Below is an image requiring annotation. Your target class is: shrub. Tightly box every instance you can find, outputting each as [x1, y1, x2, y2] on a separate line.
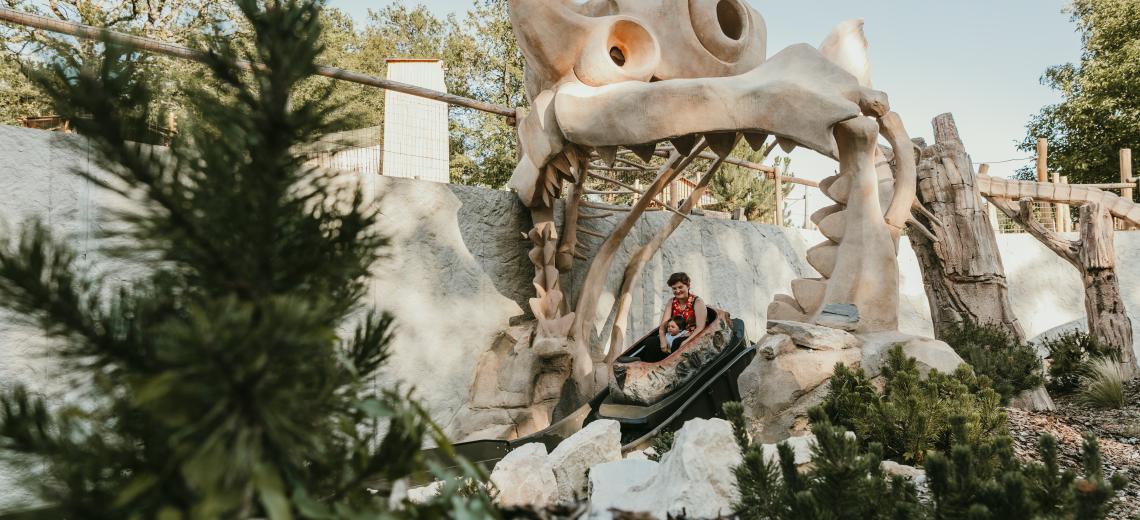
[942, 321, 1043, 403]
[726, 404, 1127, 519]
[1040, 330, 1114, 395]
[731, 406, 922, 520]
[925, 418, 1127, 518]
[823, 345, 1007, 465]
[1079, 357, 1127, 409]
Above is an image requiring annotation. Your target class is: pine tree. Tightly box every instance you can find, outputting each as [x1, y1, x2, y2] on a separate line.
[0, 1, 491, 517]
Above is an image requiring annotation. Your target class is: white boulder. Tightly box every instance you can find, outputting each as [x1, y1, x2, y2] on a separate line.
[489, 442, 557, 507]
[860, 331, 964, 377]
[589, 418, 741, 518]
[880, 460, 927, 485]
[547, 419, 622, 503]
[760, 434, 818, 466]
[587, 459, 659, 519]
[767, 320, 862, 351]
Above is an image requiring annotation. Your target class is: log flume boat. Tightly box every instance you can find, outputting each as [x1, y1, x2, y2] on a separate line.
[418, 308, 752, 479]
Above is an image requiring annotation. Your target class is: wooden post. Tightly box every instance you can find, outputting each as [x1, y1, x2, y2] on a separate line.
[1053, 171, 1065, 232]
[1061, 176, 1072, 232]
[1079, 203, 1136, 379]
[1036, 138, 1048, 183]
[774, 165, 784, 226]
[1122, 148, 1133, 202]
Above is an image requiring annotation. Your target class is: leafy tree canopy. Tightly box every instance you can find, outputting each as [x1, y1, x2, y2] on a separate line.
[1018, 0, 1140, 186]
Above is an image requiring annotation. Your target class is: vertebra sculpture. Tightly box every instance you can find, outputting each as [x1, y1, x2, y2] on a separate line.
[498, 0, 920, 426]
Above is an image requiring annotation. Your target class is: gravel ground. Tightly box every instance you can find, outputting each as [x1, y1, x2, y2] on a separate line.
[1006, 380, 1140, 520]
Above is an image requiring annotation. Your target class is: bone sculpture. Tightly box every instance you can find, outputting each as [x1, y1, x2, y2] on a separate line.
[507, 0, 918, 399]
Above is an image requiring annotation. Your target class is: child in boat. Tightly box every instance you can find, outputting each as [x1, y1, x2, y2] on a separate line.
[663, 316, 689, 352]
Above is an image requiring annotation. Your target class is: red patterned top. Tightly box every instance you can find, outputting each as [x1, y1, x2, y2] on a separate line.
[671, 294, 700, 331]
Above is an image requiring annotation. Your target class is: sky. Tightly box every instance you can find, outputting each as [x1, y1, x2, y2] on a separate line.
[326, 0, 1083, 224]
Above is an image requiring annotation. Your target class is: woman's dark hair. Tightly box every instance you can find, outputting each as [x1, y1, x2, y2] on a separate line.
[669, 316, 687, 330]
[667, 272, 690, 287]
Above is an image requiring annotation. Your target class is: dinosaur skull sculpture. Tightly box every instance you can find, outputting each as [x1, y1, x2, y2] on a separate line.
[509, 0, 917, 354]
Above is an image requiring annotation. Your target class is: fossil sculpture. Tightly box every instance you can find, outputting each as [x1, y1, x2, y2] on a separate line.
[500, 0, 920, 418]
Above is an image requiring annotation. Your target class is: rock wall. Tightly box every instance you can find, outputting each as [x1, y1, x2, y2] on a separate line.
[4, 124, 1140, 506]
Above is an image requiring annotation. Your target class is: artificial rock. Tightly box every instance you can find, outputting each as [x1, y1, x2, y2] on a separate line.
[586, 459, 659, 519]
[586, 418, 741, 519]
[739, 328, 965, 443]
[489, 442, 558, 507]
[767, 320, 862, 351]
[547, 419, 622, 503]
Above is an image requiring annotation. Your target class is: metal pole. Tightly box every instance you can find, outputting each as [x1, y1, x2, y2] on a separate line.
[0, 7, 516, 119]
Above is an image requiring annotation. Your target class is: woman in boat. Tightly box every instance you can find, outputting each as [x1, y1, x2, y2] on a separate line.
[657, 272, 707, 353]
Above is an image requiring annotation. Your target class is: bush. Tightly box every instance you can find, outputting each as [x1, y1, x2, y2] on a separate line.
[1079, 357, 1127, 409]
[823, 345, 1007, 465]
[942, 321, 1043, 403]
[1040, 330, 1114, 395]
[926, 418, 1127, 519]
[726, 404, 1127, 519]
[732, 407, 923, 520]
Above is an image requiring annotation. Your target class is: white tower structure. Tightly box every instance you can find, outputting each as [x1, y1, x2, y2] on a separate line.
[382, 59, 449, 183]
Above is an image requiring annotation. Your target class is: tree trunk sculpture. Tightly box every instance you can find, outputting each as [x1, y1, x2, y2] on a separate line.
[990, 198, 1136, 379]
[910, 113, 1026, 341]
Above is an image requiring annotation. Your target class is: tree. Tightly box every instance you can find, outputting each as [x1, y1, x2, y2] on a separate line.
[446, 0, 527, 188]
[706, 141, 794, 223]
[1018, 0, 1140, 187]
[0, 53, 52, 125]
[0, 1, 490, 516]
[0, 0, 242, 126]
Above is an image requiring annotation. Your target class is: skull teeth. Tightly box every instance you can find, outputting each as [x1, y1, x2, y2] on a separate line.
[743, 131, 769, 151]
[627, 143, 658, 163]
[704, 132, 740, 159]
[777, 137, 798, 153]
[669, 135, 698, 156]
[594, 146, 618, 167]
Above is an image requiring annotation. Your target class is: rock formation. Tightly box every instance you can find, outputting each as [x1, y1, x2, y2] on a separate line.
[739, 321, 965, 443]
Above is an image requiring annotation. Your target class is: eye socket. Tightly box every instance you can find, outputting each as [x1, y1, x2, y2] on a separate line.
[574, 18, 660, 86]
[609, 46, 626, 66]
[688, 0, 754, 63]
[716, 0, 743, 40]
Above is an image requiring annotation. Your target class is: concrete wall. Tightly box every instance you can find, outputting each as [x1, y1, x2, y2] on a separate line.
[4, 124, 1140, 506]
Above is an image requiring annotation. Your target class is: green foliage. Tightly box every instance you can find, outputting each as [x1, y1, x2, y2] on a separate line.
[0, 53, 53, 125]
[925, 418, 1127, 519]
[1018, 0, 1140, 186]
[728, 403, 1127, 519]
[706, 141, 795, 223]
[1078, 357, 1127, 409]
[1041, 330, 1114, 395]
[0, 1, 492, 517]
[0, 0, 241, 127]
[822, 346, 1007, 465]
[648, 427, 676, 462]
[3, 0, 526, 189]
[733, 407, 923, 520]
[942, 321, 1043, 404]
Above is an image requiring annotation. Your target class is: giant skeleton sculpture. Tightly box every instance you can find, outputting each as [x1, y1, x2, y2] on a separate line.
[452, 0, 923, 441]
